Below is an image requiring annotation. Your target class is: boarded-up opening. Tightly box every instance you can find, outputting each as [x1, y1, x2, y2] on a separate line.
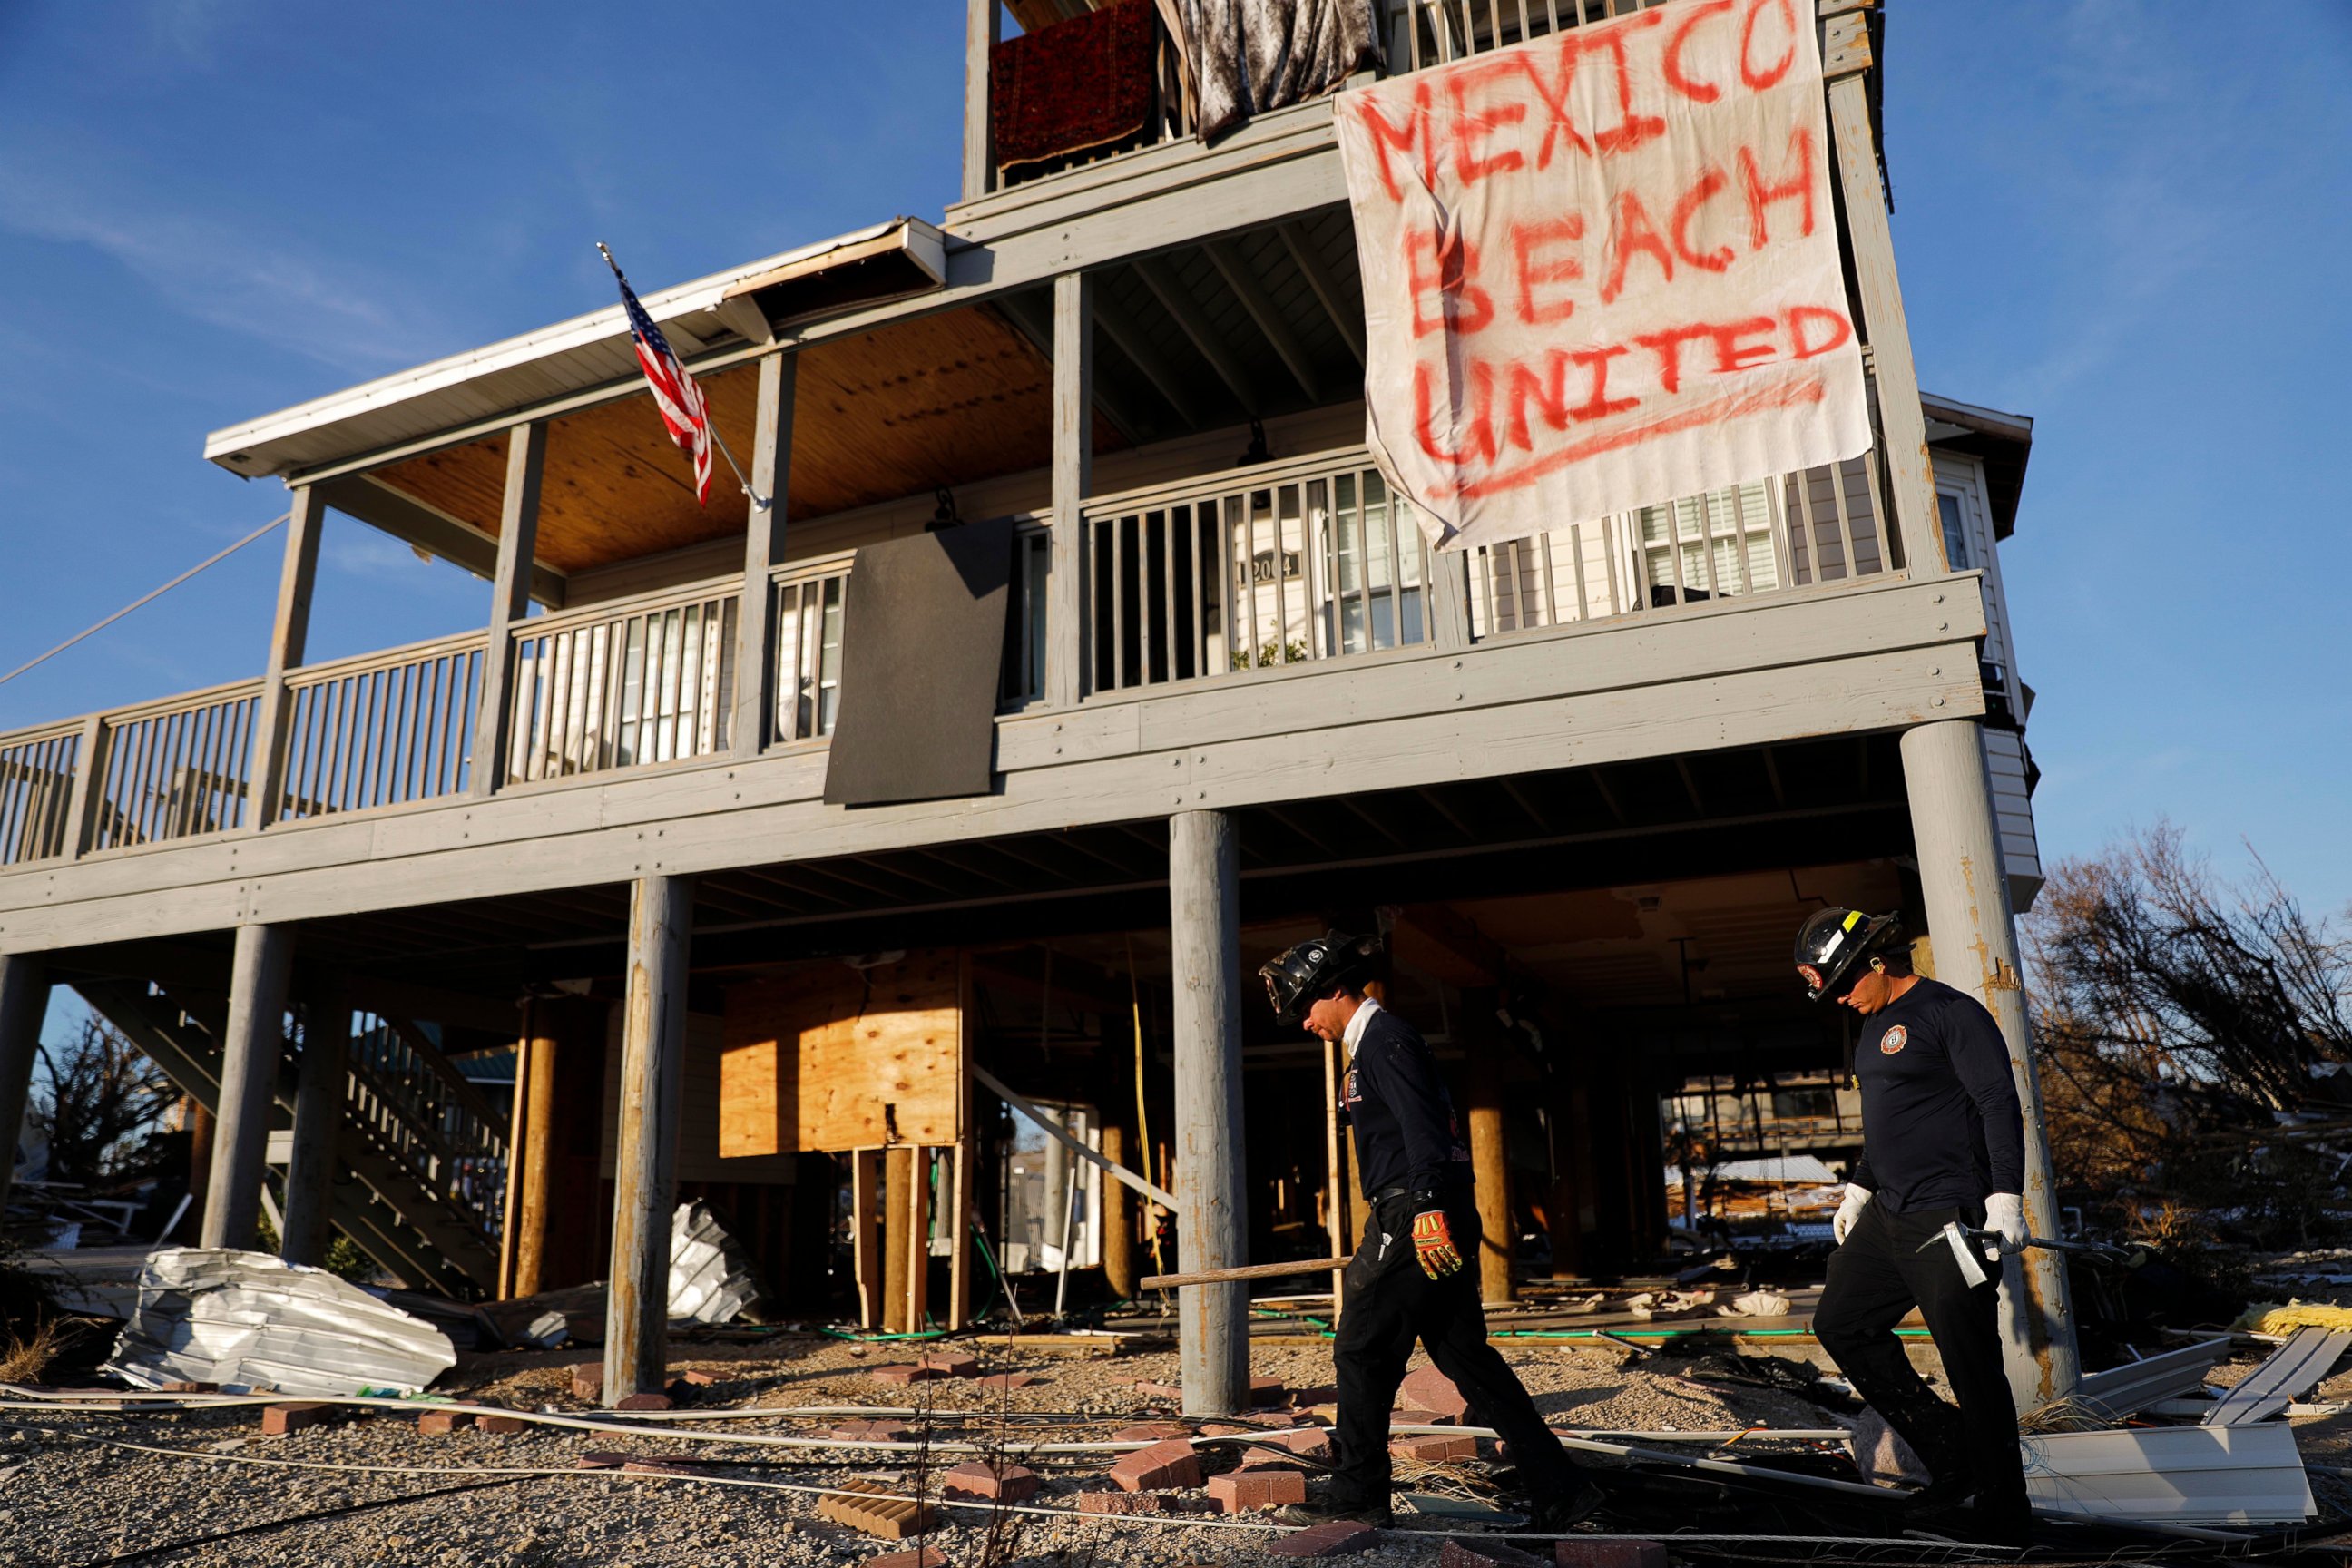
[718, 951, 966, 1155]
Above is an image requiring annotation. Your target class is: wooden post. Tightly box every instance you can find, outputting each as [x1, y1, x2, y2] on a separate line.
[183, 1100, 214, 1241]
[852, 1148, 886, 1329]
[59, 712, 106, 859]
[0, 956, 52, 1219]
[201, 924, 295, 1250]
[732, 353, 795, 758]
[1823, 32, 1945, 576]
[1464, 995, 1514, 1305]
[1322, 1036, 1348, 1314]
[497, 1026, 532, 1298]
[882, 1144, 914, 1334]
[252, 486, 327, 827]
[963, 0, 999, 202]
[1048, 272, 1093, 709]
[1170, 808, 1246, 1416]
[279, 974, 348, 1267]
[505, 1002, 564, 1298]
[1428, 550, 1473, 650]
[1901, 718, 2078, 1404]
[605, 873, 691, 1397]
[908, 1149, 934, 1332]
[1102, 1123, 1137, 1298]
[470, 421, 547, 798]
[946, 1135, 975, 1328]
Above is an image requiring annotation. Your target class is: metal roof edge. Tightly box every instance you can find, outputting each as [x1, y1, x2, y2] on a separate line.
[201, 218, 915, 474]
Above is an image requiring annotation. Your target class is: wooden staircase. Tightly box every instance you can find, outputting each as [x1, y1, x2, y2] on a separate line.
[78, 979, 507, 1298]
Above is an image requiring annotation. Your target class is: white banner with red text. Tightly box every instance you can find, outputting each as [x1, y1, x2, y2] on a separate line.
[1335, 0, 1870, 551]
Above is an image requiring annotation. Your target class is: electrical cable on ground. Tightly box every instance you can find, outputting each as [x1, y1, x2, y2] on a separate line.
[62, 1475, 532, 1568]
[0, 511, 289, 691]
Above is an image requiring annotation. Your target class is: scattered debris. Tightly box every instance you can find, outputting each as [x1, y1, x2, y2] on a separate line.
[2201, 1327, 2352, 1425]
[101, 1248, 456, 1396]
[668, 1202, 762, 1326]
[2070, 1336, 2235, 1418]
[817, 1476, 936, 1540]
[2022, 1422, 2316, 1525]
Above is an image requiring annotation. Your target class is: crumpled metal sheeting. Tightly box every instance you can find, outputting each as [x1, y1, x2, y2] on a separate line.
[667, 1202, 761, 1326]
[103, 1248, 456, 1396]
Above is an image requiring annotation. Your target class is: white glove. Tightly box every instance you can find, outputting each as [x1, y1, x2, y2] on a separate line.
[1984, 1193, 2029, 1256]
[1833, 1184, 1873, 1245]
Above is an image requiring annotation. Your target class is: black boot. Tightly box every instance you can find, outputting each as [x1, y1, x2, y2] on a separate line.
[1275, 1494, 1395, 1531]
[1527, 1475, 1608, 1533]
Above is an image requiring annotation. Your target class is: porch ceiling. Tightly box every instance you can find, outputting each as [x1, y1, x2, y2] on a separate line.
[357, 302, 1124, 576]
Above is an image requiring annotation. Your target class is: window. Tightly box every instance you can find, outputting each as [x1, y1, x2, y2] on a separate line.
[1937, 492, 1973, 570]
[1637, 479, 1779, 604]
[1322, 470, 1426, 656]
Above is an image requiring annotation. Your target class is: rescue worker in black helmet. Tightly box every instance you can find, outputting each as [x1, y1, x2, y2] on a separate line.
[1259, 931, 1603, 1533]
[1796, 907, 2034, 1544]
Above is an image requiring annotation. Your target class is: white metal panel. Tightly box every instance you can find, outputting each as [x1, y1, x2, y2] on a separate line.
[2022, 1424, 2314, 1525]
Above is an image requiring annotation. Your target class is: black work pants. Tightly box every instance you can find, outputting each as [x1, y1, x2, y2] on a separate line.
[1330, 1191, 1586, 1510]
[1813, 1199, 2025, 1514]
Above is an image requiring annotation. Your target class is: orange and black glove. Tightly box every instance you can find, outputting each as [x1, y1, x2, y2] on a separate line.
[1411, 1209, 1464, 1279]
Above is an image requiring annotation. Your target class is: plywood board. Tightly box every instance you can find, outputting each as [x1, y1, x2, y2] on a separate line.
[720, 951, 965, 1154]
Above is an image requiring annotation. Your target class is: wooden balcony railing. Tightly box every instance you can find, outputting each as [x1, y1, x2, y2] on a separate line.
[0, 446, 1901, 870]
[0, 723, 80, 867]
[279, 632, 485, 819]
[1083, 455, 1438, 694]
[507, 583, 739, 784]
[1387, 0, 1642, 74]
[87, 681, 265, 851]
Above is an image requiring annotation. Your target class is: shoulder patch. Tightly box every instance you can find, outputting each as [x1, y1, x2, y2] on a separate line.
[1879, 1024, 1908, 1055]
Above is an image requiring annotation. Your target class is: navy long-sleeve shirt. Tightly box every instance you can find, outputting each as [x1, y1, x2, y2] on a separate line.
[1847, 977, 2025, 1212]
[1340, 1001, 1474, 1199]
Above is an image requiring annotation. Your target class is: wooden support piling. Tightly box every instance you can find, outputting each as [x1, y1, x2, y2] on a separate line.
[1902, 718, 2078, 1404]
[279, 974, 347, 1267]
[1465, 989, 1514, 1306]
[946, 1135, 975, 1329]
[202, 925, 295, 1250]
[852, 1148, 886, 1329]
[1170, 808, 1246, 1415]
[0, 956, 51, 1219]
[1102, 1123, 1137, 1299]
[504, 1002, 557, 1298]
[605, 873, 691, 1397]
[1323, 1034, 1348, 1314]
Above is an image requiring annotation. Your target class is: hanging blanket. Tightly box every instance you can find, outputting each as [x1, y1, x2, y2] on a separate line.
[991, 0, 1158, 178]
[1179, 0, 1381, 144]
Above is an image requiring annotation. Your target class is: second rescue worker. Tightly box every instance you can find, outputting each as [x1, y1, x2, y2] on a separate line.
[1259, 931, 1602, 1533]
[1796, 906, 2034, 1544]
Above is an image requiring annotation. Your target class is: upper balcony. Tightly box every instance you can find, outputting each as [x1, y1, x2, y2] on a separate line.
[952, 0, 1879, 247]
[0, 419, 1984, 931]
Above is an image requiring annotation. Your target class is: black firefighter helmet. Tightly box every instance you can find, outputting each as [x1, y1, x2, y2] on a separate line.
[1794, 906, 1902, 1003]
[1259, 930, 1384, 1024]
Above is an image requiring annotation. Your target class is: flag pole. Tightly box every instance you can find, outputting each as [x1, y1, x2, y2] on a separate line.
[597, 240, 770, 513]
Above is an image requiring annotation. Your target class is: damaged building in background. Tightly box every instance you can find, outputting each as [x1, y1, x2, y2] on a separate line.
[0, 0, 2072, 1428]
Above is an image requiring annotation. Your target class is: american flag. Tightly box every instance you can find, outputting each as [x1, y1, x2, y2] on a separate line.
[603, 247, 714, 505]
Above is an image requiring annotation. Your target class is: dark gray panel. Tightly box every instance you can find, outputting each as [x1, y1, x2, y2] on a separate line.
[822, 517, 1014, 807]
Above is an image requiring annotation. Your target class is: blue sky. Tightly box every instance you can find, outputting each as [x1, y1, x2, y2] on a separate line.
[1, 1, 2347, 916]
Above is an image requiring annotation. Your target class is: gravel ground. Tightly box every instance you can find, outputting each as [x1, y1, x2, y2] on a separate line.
[2, 1334, 1857, 1568]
